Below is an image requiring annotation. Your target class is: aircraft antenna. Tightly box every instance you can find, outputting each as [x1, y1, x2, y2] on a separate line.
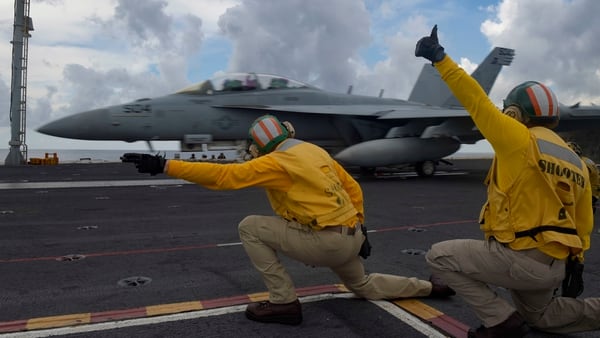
[5, 0, 33, 165]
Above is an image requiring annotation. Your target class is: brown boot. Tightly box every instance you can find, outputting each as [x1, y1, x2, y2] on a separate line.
[468, 312, 530, 338]
[428, 275, 456, 298]
[245, 299, 302, 325]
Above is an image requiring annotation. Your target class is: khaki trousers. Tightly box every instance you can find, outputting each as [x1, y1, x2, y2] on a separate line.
[238, 215, 431, 304]
[426, 238, 600, 334]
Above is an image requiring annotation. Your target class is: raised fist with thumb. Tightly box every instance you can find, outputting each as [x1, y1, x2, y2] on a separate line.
[415, 25, 446, 64]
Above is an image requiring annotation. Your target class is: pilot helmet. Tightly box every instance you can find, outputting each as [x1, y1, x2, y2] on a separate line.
[567, 141, 583, 156]
[503, 81, 559, 128]
[249, 115, 289, 154]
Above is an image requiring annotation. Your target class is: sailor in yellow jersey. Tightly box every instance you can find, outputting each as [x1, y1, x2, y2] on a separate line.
[567, 141, 600, 214]
[131, 114, 454, 326]
[416, 26, 598, 337]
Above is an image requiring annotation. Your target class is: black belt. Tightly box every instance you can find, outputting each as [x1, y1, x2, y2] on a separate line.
[515, 225, 577, 240]
[322, 225, 356, 236]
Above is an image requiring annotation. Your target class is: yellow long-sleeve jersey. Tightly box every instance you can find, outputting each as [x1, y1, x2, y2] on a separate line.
[165, 138, 364, 230]
[435, 56, 593, 259]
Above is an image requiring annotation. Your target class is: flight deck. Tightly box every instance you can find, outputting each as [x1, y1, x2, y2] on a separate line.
[1, 160, 598, 337]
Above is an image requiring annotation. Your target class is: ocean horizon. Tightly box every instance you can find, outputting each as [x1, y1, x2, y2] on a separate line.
[0, 147, 493, 165]
[0, 148, 242, 165]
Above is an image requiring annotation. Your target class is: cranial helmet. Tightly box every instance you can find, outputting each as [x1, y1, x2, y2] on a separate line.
[503, 81, 559, 126]
[567, 141, 583, 156]
[249, 115, 289, 154]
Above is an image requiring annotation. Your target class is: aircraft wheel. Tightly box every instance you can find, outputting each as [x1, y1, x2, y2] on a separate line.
[416, 160, 436, 177]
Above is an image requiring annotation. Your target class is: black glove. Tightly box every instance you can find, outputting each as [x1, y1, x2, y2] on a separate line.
[562, 256, 584, 298]
[415, 25, 446, 64]
[133, 153, 166, 176]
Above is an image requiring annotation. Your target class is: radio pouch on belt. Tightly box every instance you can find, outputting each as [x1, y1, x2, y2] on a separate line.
[358, 224, 372, 259]
[562, 255, 584, 298]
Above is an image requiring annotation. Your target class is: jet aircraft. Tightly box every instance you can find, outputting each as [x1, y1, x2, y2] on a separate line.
[37, 47, 600, 176]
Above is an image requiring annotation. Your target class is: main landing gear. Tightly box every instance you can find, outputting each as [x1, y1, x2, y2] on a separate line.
[415, 160, 436, 177]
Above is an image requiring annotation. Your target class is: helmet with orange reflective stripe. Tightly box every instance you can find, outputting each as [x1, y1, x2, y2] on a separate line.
[248, 115, 289, 154]
[503, 81, 559, 127]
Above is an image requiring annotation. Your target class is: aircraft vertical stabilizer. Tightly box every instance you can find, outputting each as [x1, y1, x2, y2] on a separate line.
[408, 47, 515, 107]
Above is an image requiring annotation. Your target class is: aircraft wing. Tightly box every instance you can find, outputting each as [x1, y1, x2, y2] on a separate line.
[36, 48, 600, 175]
[214, 103, 480, 152]
[556, 105, 600, 160]
[35, 51, 515, 175]
[212, 104, 470, 119]
[554, 104, 600, 134]
[561, 106, 600, 118]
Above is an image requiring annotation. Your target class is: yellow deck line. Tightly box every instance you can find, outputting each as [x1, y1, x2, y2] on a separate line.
[393, 299, 444, 320]
[146, 301, 203, 316]
[247, 291, 269, 302]
[27, 313, 91, 330]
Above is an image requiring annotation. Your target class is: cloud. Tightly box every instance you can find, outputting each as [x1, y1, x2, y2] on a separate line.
[2, 0, 599, 153]
[351, 15, 431, 99]
[218, 0, 372, 93]
[19, 0, 206, 128]
[54, 64, 168, 117]
[112, 0, 174, 49]
[90, 0, 205, 90]
[215, 1, 503, 101]
[481, 0, 600, 105]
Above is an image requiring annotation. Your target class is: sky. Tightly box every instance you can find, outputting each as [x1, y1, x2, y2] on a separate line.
[0, 0, 599, 152]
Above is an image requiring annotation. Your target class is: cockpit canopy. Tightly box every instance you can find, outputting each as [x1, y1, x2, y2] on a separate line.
[175, 72, 316, 95]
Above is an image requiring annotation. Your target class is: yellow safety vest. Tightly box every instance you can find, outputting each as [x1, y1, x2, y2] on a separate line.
[481, 128, 587, 257]
[266, 139, 359, 228]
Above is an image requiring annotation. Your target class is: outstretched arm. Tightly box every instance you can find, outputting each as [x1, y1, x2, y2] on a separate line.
[415, 25, 529, 157]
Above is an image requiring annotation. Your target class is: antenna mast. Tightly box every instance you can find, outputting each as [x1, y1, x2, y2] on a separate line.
[5, 0, 33, 165]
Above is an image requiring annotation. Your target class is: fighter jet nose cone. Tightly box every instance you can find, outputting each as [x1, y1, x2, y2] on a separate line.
[37, 117, 81, 138]
[37, 121, 59, 136]
[36, 109, 110, 140]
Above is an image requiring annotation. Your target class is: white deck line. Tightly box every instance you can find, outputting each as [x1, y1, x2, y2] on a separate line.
[1, 294, 445, 338]
[0, 179, 191, 190]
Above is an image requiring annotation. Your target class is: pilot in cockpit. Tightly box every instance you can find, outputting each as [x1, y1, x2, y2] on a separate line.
[268, 78, 288, 89]
[245, 74, 259, 90]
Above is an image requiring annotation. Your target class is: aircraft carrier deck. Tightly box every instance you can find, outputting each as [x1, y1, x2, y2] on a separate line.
[1, 159, 598, 337]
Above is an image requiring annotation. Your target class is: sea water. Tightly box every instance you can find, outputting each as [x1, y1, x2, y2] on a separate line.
[0, 148, 241, 165]
[0, 147, 491, 165]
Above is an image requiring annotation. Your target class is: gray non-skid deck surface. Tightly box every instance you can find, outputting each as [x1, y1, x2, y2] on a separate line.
[1, 160, 598, 337]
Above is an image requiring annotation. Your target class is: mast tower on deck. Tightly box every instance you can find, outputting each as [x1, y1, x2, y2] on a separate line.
[5, 0, 33, 165]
